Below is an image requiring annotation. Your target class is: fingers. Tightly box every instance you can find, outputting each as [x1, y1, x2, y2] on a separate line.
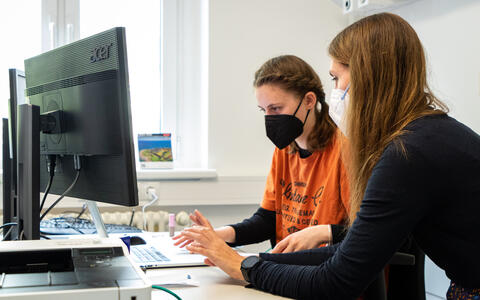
[182, 227, 211, 245]
[175, 225, 218, 250]
[194, 210, 212, 228]
[186, 243, 209, 257]
[184, 226, 213, 235]
[271, 240, 287, 253]
[178, 239, 194, 248]
[173, 232, 196, 248]
[173, 235, 189, 246]
[189, 213, 200, 224]
[282, 244, 296, 253]
[190, 241, 204, 248]
[271, 237, 301, 253]
[204, 258, 216, 266]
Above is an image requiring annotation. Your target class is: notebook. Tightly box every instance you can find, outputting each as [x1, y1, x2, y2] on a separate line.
[123, 232, 207, 269]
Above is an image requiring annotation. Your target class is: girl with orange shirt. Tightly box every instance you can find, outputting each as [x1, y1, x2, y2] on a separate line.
[174, 55, 349, 253]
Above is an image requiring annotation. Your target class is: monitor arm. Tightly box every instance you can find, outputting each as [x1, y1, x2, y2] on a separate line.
[17, 105, 64, 240]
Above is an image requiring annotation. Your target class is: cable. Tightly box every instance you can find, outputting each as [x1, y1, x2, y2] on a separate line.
[39, 174, 54, 212]
[76, 203, 87, 218]
[152, 285, 182, 300]
[129, 209, 135, 227]
[1, 223, 17, 241]
[40, 155, 57, 212]
[142, 187, 158, 230]
[40, 170, 81, 221]
[2, 225, 15, 241]
[0, 222, 17, 231]
[40, 155, 81, 221]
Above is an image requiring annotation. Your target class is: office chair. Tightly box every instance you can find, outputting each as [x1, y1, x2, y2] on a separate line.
[364, 240, 426, 300]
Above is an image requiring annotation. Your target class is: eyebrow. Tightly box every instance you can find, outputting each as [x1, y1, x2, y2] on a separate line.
[266, 103, 281, 109]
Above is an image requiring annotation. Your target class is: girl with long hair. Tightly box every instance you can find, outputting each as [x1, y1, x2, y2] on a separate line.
[179, 13, 480, 300]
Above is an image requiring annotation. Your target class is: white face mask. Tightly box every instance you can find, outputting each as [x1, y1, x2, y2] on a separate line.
[328, 85, 349, 135]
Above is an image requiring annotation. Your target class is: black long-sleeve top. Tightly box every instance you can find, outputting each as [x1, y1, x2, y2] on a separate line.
[229, 205, 347, 248]
[229, 207, 277, 247]
[246, 115, 480, 299]
[229, 143, 348, 248]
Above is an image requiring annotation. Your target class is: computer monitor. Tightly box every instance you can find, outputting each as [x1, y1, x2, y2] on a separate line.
[2, 69, 27, 240]
[8, 69, 26, 161]
[17, 27, 138, 240]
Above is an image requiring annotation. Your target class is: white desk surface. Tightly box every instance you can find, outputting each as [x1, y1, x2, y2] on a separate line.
[148, 266, 288, 299]
[44, 232, 287, 299]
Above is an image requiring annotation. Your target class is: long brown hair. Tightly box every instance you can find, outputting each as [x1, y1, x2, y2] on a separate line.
[253, 55, 336, 152]
[328, 13, 448, 225]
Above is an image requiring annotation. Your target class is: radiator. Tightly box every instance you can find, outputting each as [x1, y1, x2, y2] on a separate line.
[100, 210, 189, 232]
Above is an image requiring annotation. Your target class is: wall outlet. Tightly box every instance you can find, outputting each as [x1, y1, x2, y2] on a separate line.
[137, 182, 161, 202]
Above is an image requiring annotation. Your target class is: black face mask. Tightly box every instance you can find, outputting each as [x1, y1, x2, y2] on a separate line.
[265, 98, 310, 149]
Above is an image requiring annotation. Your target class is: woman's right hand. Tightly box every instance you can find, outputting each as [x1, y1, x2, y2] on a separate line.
[270, 225, 332, 253]
[173, 209, 213, 247]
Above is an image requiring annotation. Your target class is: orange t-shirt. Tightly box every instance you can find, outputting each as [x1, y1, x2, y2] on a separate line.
[261, 132, 350, 244]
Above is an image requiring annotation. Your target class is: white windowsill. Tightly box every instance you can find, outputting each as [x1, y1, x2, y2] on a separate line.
[0, 173, 265, 209]
[136, 168, 217, 181]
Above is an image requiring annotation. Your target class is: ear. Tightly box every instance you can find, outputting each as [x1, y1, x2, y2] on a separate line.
[303, 91, 317, 109]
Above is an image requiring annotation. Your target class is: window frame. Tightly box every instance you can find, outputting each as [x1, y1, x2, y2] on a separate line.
[41, 0, 211, 175]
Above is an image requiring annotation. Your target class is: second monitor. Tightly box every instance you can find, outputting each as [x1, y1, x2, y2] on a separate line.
[18, 27, 138, 239]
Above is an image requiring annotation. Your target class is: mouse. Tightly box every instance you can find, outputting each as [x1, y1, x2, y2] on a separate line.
[129, 236, 147, 246]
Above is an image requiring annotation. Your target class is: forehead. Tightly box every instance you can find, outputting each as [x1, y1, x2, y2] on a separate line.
[255, 84, 298, 105]
[329, 59, 348, 74]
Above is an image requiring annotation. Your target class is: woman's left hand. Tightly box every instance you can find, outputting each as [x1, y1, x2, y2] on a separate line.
[182, 226, 246, 280]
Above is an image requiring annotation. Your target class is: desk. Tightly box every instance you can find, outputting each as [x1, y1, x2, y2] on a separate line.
[44, 232, 287, 299]
[148, 266, 288, 299]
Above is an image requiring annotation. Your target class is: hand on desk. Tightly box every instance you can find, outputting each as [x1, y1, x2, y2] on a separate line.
[271, 225, 331, 253]
[172, 209, 214, 247]
[173, 210, 236, 248]
[181, 225, 245, 281]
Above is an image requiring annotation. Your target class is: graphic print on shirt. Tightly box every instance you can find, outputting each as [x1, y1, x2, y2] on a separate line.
[261, 132, 350, 243]
[277, 178, 325, 231]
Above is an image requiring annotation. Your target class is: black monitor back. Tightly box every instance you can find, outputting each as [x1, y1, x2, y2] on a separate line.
[23, 27, 138, 206]
[2, 69, 26, 238]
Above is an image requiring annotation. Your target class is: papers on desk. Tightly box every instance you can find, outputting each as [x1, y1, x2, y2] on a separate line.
[148, 273, 200, 287]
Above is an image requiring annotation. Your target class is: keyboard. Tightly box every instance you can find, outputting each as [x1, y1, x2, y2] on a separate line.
[131, 246, 170, 264]
[40, 217, 142, 235]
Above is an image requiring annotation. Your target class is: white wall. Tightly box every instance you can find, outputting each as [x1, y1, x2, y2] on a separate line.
[387, 0, 480, 133]
[204, 0, 480, 296]
[1, 0, 348, 253]
[207, 0, 348, 176]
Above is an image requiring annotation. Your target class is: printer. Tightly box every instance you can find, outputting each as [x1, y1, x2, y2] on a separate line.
[0, 238, 151, 299]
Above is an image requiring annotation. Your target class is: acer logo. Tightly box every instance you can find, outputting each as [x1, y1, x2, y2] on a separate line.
[90, 43, 113, 63]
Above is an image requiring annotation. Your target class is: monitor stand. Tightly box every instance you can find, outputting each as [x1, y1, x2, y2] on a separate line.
[17, 104, 110, 240]
[17, 104, 40, 240]
[2, 118, 18, 240]
[86, 200, 108, 238]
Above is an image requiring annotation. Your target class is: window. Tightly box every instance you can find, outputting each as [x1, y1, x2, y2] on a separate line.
[78, 0, 209, 169]
[79, 0, 162, 137]
[0, 0, 209, 172]
[0, 1, 42, 119]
